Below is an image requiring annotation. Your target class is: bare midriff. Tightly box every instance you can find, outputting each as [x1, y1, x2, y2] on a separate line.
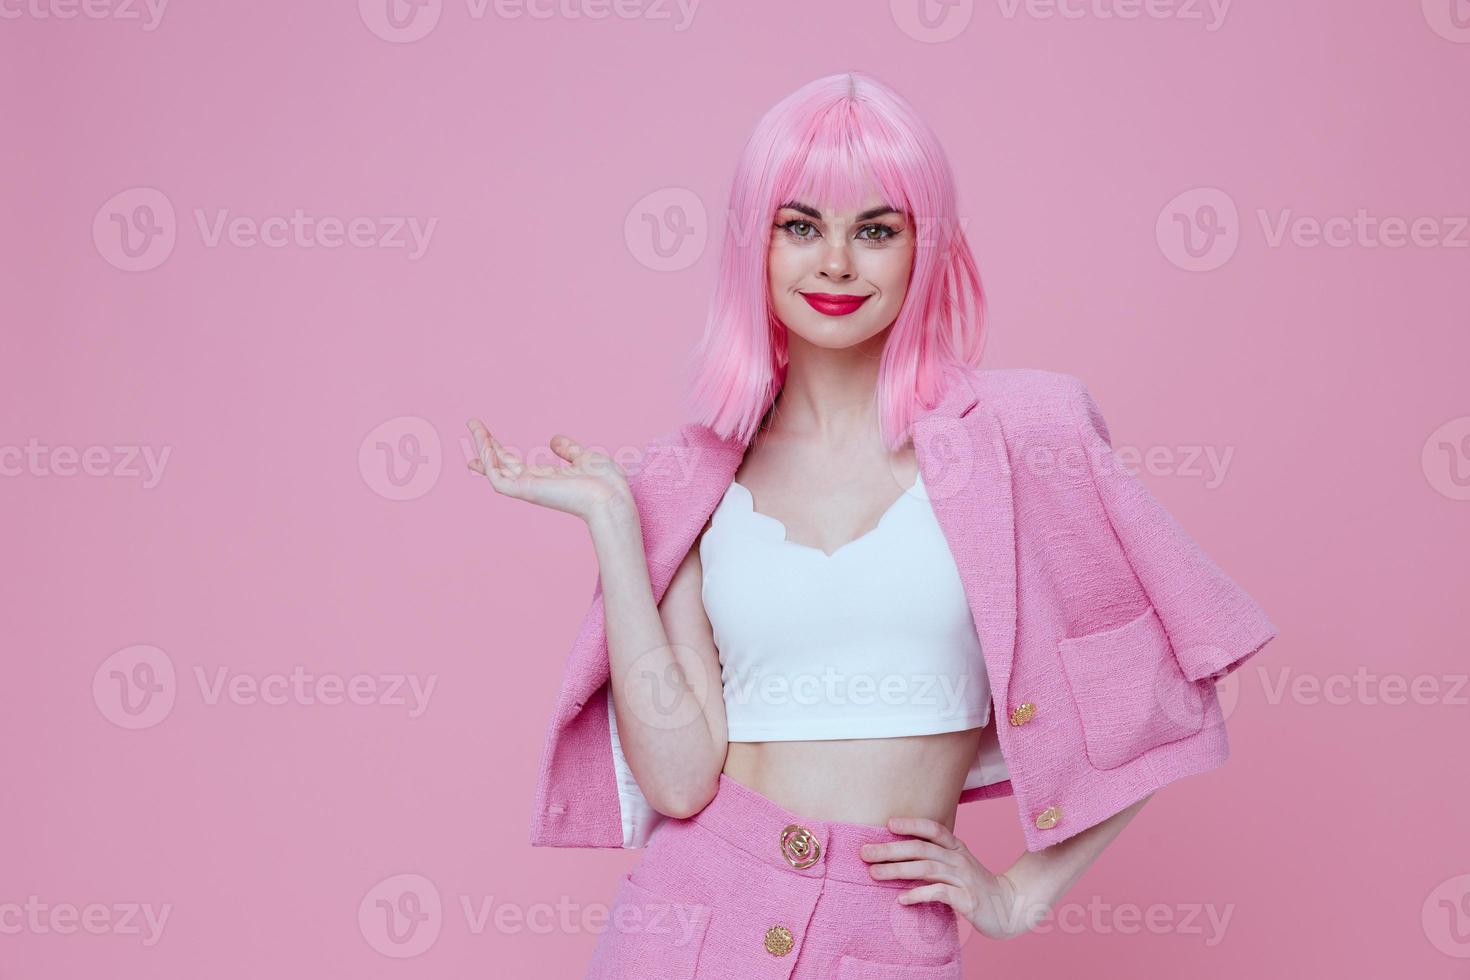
[721, 725, 984, 829]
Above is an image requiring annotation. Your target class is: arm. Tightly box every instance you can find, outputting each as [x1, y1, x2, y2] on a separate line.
[997, 793, 1153, 933]
[588, 502, 729, 819]
[862, 793, 1153, 941]
[466, 421, 727, 821]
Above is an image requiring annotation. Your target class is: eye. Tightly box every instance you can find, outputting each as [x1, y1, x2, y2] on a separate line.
[857, 223, 899, 242]
[778, 219, 818, 240]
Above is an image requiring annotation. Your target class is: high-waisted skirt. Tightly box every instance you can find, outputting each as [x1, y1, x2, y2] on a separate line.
[585, 772, 964, 979]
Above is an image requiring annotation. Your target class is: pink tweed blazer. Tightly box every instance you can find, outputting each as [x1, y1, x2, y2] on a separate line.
[530, 366, 1278, 853]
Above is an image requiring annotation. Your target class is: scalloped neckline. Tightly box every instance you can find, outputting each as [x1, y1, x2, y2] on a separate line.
[728, 472, 925, 560]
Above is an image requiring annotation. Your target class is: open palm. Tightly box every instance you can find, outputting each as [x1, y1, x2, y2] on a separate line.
[466, 418, 632, 522]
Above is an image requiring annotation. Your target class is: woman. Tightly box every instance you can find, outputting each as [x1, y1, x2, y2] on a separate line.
[468, 72, 1275, 978]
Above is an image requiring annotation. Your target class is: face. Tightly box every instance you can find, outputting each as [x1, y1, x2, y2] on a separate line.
[768, 191, 916, 353]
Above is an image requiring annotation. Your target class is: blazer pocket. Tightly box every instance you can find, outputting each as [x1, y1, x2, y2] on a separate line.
[585, 872, 712, 980]
[1057, 604, 1206, 771]
[837, 952, 963, 979]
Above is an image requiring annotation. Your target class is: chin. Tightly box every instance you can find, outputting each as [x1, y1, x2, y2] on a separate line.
[780, 314, 890, 350]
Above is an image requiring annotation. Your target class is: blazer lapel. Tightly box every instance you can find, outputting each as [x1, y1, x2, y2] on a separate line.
[913, 375, 1019, 711]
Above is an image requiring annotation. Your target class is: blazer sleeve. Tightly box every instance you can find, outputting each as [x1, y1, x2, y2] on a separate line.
[1066, 377, 1279, 683]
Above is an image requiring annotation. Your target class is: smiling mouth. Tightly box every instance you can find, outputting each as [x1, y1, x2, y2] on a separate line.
[799, 292, 871, 316]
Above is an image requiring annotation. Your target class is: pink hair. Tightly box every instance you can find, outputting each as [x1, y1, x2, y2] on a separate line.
[679, 71, 988, 451]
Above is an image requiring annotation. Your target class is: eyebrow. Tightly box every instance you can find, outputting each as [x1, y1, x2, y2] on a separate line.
[778, 201, 902, 222]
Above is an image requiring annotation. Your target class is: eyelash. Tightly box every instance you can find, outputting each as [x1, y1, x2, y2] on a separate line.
[776, 219, 900, 243]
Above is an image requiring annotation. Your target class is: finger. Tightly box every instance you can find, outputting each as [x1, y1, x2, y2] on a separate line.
[869, 859, 964, 887]
[467, 420, 500, 474]
[488, 436, 525, 477]
[490, 435, 519, 465]
[468, 452, 516, 492]
[887, 816, 963, 850]
[464, 430, 523, 491]
[549, 434, 584, 463]
[897, 883, 961, 907]
[467, 418, 490, 456]
[860, 840, 948, 864]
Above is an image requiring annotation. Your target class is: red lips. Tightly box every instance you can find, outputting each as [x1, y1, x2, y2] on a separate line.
[799, 292, 871, 316]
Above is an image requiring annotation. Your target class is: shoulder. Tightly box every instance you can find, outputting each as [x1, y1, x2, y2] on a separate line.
[622, 420, 731, 493]
[957, 366, 1099, 442]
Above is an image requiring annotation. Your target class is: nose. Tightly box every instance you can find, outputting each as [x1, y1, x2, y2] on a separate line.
[817, 239, 857, 282]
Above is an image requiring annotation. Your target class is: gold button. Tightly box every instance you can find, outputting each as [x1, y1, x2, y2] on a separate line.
[1009, 702, 1036, 726]
[779, 823, 821, 869]
[1035, 805, 1063, 830]
[764, 923, 795, 956]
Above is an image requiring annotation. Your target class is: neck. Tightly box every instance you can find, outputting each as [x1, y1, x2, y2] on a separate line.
[765, 328, 892, 446]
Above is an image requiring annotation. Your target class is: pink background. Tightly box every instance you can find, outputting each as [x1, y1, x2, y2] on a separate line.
[5, 1, 1469, 976]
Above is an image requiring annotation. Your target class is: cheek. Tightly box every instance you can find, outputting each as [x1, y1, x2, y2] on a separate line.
[767, 245, 804, 287]
[767, 249, 810, 315]
[862, 247, 915, 300]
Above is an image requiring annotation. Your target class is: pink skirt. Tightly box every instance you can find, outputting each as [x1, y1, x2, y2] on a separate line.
[586, 772, 964, 979]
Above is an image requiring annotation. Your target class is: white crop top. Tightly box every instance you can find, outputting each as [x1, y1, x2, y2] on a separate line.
[698, 471, 993, 741]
